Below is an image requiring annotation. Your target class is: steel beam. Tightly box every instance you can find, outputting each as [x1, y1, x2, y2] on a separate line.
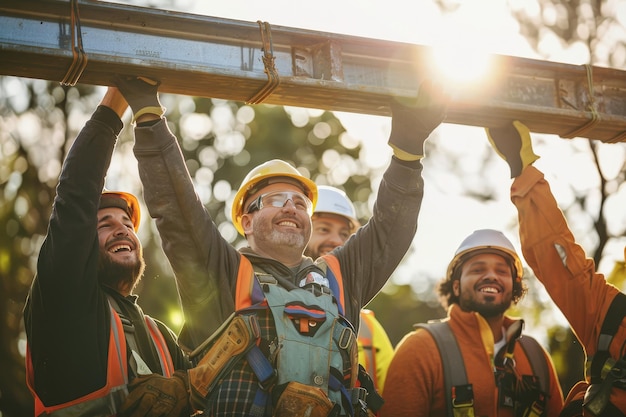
[1, 0, 625, 142]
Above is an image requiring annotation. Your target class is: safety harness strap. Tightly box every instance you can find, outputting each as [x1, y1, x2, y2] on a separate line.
[589, 292, 626, 384]
[518, 336, 549, 417]
[246, 345, 277, 417]
[415, 321, 473, 417]
[583, 292, 626, 416]
[106, 295, 173, 378]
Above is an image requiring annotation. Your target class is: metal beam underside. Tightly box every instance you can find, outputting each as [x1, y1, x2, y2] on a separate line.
[1, 0, 625, 142]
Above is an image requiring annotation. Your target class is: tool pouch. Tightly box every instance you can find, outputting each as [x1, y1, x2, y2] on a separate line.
[188, 314, 258, 409]
[273, 381, 336, 417]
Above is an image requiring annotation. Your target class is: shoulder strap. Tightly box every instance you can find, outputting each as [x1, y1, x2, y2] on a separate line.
[107, 294, 156, 376]
[590, 292, 626, 383]
[415, 321, 470, 417]
[320, 254, 346, 316]
[518, 335, 549, 393]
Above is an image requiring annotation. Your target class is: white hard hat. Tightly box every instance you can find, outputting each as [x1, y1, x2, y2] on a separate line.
[313, 186, 360, 232]
[446, 229, 523, 282]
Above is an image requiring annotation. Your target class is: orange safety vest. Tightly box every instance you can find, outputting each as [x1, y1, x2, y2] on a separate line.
[26, 304, 175, 417]
[235, 254, 347, 314]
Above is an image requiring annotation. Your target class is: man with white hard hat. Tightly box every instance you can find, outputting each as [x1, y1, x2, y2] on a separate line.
[383, 229, 564, 417]
[305, 186, 394, 406]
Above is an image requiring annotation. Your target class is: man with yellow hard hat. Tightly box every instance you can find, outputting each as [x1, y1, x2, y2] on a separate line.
[115, 75, 448, 416]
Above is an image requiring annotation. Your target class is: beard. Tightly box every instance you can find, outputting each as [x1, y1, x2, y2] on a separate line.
[254, 214, 309, 251]
[98, 246, 145, 293]
[264, 228, 307, 249]
[459, 290, 512, 318]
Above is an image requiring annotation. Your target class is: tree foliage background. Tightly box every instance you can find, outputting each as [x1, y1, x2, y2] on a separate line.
[1, 0, 625, 416]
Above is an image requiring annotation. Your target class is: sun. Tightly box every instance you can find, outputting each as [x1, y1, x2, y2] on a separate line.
[432, 45, 493, 85]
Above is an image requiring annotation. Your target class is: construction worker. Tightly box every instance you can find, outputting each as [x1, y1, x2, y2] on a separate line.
[304, 185, 395, 396]
[114, 75, 448, 416]
[381, 229, 564, 417]
[23, 87, 190, 417]
[486, 120, 626, 416]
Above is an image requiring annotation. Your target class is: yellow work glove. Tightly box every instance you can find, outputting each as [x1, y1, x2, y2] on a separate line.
[389, 80, 449, 161]
[114, 75, 165, 123]
[486, 120, 540, 178]
[119, 371, 191, 417]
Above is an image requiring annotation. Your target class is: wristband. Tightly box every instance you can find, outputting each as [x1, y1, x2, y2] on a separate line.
[132, 106, 165, 123]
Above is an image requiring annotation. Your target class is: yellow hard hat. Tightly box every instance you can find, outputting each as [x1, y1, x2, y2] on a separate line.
[100, 191, 141, 232]
[231, 159, 317, 235]
[446, 229, 523, 282]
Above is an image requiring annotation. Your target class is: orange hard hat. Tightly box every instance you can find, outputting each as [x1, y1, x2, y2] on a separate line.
[100, 191, 141, 231]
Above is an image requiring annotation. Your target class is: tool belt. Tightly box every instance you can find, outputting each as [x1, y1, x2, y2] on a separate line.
[187, 274, 379, 417]
[272, 381, 337, 417]
[188, 313, 260, 409]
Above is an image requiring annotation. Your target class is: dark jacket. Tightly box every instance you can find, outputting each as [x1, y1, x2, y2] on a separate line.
[133, 118, 424, 415]
[133, 118, 425, 351]
[24, 106, 188, 408]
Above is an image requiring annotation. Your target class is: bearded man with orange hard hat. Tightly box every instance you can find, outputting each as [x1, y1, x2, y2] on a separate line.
[24, 87, 190, 417]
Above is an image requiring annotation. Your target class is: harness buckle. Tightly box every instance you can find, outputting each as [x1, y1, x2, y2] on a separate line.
[338, 327, 354, 350]
[451, 384, 474, 417]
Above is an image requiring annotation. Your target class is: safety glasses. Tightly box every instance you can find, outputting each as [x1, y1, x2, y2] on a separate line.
[246, 191, 313, 215]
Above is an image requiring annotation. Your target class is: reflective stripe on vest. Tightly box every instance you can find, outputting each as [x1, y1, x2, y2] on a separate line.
[144, 316, 175, 377]
[26, 304, 176, 416]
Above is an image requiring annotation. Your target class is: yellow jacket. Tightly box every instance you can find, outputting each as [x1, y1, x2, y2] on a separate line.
[358, 309, 394, 394]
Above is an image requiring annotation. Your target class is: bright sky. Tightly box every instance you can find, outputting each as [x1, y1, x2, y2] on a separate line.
[172, 1, 626, 307]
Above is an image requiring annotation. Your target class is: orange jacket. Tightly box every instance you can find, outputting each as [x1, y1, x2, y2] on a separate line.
[512, 165, 626, 414]
[381, 304, 563, 417]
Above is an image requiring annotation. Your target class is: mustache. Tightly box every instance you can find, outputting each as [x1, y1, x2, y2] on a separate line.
[106, 235, 136, 248]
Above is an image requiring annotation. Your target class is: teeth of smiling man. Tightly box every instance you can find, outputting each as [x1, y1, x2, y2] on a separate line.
[110, 244, 131, 253]
[480, 286, 500, 294]
[278, 221, 297, 227]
